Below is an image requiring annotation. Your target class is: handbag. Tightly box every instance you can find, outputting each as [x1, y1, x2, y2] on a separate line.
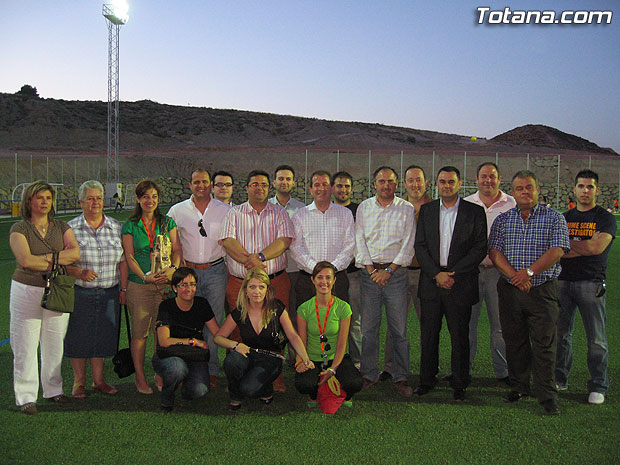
[269, 302, 288, 351]
[113, 304, 135, 378]
[156, 344, 209, 362]
[41, 252, 76, 313]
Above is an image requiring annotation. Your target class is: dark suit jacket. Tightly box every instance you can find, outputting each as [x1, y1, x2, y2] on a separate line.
[414, 198, 487, 306]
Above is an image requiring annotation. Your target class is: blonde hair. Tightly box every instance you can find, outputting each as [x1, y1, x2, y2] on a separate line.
[20, 181, 56, 220]
[236, 268, 278, 329]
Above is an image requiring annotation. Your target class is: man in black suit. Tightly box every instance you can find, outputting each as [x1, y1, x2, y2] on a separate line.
[414, 166, 487, 400]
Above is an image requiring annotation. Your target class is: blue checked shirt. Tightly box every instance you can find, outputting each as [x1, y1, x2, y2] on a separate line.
[488, 203, 569, 287]
[68, 214, 125, 288]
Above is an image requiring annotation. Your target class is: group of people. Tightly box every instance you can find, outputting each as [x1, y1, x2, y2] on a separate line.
[8, 162, 614, 416]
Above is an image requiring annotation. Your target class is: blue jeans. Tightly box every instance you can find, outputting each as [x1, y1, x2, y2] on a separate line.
[359, 268, 410, 383]
[194, 261, 228, 376]
[346, 271, 362, 365]
[223, 351, 282, 403]
[152, 354, 209, 408]
[469, 267, 507, 378]
[555, 280, 609, 394]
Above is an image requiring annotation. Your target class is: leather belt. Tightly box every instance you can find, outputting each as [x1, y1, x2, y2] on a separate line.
[479, 264, 495, 269]
[372, 263, 391, 270]
[407, 266, 421, 270]
[185, 258, 224, 269]
[300, 269, 346, 277]
[232, 269, 285, 281]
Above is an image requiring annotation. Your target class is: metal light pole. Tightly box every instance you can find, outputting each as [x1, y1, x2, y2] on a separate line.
[102, 2, 128, 184]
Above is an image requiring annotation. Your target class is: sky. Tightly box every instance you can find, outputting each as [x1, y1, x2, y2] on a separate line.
[3, 1, 619, 152]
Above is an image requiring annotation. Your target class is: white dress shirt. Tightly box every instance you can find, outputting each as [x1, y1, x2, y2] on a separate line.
[290, 201, 355, 273]
[167, 196, 230, 264]
[439, 197, 460, 267]
[355, 196, 416, 267]
[269, 195, 305, 273]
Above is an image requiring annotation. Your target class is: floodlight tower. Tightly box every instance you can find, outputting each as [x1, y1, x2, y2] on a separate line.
[102, 1, 129, 184]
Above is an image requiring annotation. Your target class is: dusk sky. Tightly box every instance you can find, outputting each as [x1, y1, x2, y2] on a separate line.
[3, 1, 619, 152]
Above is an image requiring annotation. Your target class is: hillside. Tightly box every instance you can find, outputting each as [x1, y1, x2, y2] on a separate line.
[0, 91, 616, 155]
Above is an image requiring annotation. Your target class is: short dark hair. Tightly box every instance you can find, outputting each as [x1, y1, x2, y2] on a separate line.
[575, 169, 599, 185]
[404, 165, 427, 180]
[331, 171, 353, 186]
[310, 170, 331, 185]
[437, 166, 461, 181]
[476, 162, 500, 177]
[373, 166, 398, 181]
[246, 170, 270, 186]
[213, 170, 234, 184]
[274, 165, 296, 179]
[191, 168, 211, 181]
[171, 267, 198, 288]
[311, 261, 337, 279]
[512, 170, 539, 187]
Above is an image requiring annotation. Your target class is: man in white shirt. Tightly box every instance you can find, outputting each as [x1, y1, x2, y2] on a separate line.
[355, 166, 416, 397]
[167, 169, 231, 386]
[464, 162, 515, 385]
[212, 171, 235, 205]
[291, 170, 355, 308]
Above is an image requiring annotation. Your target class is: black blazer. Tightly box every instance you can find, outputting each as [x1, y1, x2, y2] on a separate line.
[414, 198, 488, 306]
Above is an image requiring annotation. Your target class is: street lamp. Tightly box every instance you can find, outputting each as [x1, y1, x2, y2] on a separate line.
[102, 1, 129, 187]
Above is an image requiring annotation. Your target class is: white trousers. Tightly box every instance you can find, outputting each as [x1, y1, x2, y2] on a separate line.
[10, 280, 70, 406]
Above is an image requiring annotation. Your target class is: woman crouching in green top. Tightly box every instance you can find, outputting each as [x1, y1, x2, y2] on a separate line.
[294, 261, 363, 406]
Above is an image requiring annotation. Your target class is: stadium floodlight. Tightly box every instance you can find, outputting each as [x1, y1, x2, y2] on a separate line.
[102, 1, 128, 184]
[103, 0, 129, 25]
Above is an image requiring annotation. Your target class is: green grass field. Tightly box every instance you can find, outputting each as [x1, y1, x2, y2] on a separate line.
[0, 210, 618, 464]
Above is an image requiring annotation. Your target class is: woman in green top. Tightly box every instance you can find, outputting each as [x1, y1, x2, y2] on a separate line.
[121, 180, 182, 394]
[294, 261, 362, 405]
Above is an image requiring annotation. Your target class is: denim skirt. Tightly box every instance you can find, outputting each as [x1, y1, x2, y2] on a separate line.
[64, 285, 120, 358]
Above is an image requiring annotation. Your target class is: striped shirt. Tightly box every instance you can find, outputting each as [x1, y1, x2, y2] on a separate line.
[355, 195, 416, 267]
[488, 203, 570, 287]
[464, 190, 516, 266]
[269, 195, 305, 273]
[219, 201, 295, 278]
[290, 201, 355, 273]
[68, 214, 125, 288]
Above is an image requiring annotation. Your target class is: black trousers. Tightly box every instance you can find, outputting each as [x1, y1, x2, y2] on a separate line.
[419, 290, 472, 390]
[497, 278, 559, 403]
[294, 270, 350, 312]
[295, 354, 362, 400]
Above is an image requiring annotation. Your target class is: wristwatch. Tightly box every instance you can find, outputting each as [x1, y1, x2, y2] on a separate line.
[385, 266, 394, 274]
[258, 252, 266, 262]
[526, 267, 535, 277]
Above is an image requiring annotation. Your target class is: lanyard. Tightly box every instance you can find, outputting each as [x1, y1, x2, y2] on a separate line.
[315, 296, 333, 354]
[141, 218, 156, 260]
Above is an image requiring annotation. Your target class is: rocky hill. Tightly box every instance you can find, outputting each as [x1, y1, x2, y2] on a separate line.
[0, 90, 616, 155]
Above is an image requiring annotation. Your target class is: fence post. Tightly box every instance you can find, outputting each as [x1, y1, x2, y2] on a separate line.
[400, 150, 404, 197]
[556, 154, 561, 209]
[304, 149, 308, 204]
[368, 150, 372, 198]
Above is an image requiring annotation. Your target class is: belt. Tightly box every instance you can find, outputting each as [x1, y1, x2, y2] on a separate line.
[439, 266, 449, 272]
[479, 264, 495, 269]
[407, 266, 421, 270]
[185, 258, 224, 269]
[231, 269, 285, 281]
[372, 263, 391, 270]
[300, 269, 346, 277]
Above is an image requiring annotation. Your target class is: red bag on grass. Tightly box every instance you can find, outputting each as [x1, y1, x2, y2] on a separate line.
[317, 376, 347, 414]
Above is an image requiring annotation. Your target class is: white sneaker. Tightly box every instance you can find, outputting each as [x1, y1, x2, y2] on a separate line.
[556, 383, 568, 391]
[588, 392, 605, 405]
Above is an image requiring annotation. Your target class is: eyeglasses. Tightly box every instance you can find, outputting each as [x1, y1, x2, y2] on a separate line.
[319, 334, 331, 351]
[198, 219, 207, 237]
[177, 282, 197, 289]
[248, 182, 269, 189]
[214, 182, 233, 188]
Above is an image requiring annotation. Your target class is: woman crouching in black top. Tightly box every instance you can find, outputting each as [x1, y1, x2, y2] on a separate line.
[215, 268, 314, 410]
[152, 267, 219, 412]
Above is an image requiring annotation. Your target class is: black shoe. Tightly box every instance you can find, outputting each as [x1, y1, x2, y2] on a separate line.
[503, 390, 527, 403]
[160, 405, 173, 414]
[497, 376, 512, 387]
[413, 385, 433, 396]
[379, 371, 392, 382]
[229, 401, 242, 411]
[260, 396, 273, 405]
[453, 388, 466, 401]
[541, 399, 560, 415]
[442, 373, 453, 382]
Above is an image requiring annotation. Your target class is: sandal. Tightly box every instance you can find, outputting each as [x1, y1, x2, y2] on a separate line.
[92, 382, 118, 396]
[72, 384, 87, 399]
[229, 401, 241, 411]
[260, 396, 273, 405]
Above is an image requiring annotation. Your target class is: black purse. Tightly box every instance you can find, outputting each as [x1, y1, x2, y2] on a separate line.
[113, 304, 135, 378]
[155, 322, 209, 362]
[270, 305, 288, 351]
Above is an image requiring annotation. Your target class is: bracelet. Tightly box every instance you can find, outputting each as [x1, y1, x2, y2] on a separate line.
[120, 288, 127, 292]
[232, 342, 239, 352]
[327, 368, 336, 375]
[295, 360, 303, 367]
[369, 268, 378, 275]
[188, 338, 196, 346]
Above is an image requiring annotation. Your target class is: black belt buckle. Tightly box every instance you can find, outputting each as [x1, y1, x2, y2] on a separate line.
[596, 280, 606, 298]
